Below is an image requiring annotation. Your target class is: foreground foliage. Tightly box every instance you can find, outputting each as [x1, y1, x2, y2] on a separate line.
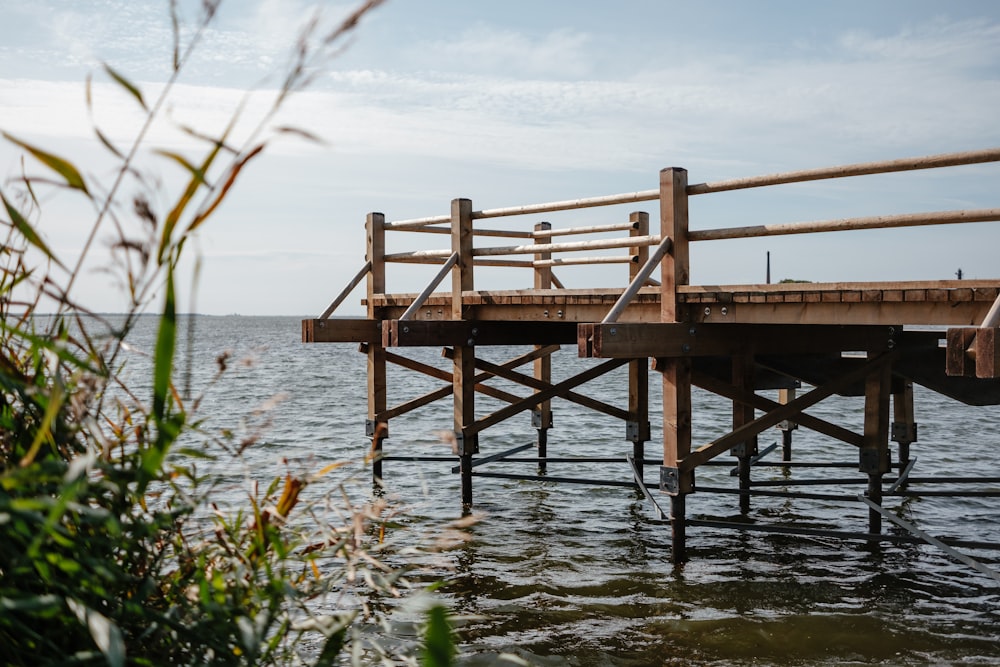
[0, 1, 456, 665]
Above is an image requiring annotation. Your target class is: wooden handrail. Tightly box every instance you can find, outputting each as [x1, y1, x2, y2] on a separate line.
[602, 235, 674, 324]
[319, 260, 371, 319]
[688, 208, 1000, 242]
[531, 222, 638, 238]
[399, 252, 459, 321]
[688, 147, 1000, 195]
[474, 235, 660, 258]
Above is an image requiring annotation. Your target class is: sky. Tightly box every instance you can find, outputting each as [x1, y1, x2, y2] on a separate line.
[1, 0, 999, 316]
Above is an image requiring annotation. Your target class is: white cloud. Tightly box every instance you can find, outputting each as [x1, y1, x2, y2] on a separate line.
[417, 24, 594, 79]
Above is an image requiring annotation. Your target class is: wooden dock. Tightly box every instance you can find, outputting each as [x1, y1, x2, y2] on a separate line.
[303, 149, 1000, 562]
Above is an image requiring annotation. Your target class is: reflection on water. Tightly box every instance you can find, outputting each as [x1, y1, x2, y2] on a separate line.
[116, 316, 1000, 666]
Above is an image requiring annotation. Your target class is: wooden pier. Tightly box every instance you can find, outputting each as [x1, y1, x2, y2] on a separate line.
[303, 149, 1000, 563]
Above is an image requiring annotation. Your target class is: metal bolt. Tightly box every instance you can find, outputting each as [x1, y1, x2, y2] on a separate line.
[721, 306, 728, 316]
[704, 307, 711, 316]
[682, 343, 691, 353]
[557, 310, 564, 318]
[543, 310, 549, 317]
[403, 326, 409, 333]
[688, 327, 696, 336]
[467, 338, 475, 346]
[319, 321, 325, 328]
[610, 327, 618, 336]
[471, 327, 479, 336]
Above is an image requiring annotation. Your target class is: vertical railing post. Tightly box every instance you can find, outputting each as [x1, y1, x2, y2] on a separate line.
[862, 355, 893, 535]
[658, 167, 692, 563]
[533, 222, 553, 475]
[366, 212, 387, 488]
[451, 198, 477, 506]
[628, 212, 650, 476]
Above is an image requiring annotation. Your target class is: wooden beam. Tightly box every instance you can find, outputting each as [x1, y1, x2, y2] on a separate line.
[679, 350, 899, 472]
[660, 167, 688, 323]
[386, 320, 577, 347]
[467, 359, 628, 436]
[584, 323, 899, 358]
[302, 318, 379, 343]
[691, 370, 864, 447]
[946, 327, 978, 377]
[977, 327, 1000, 378]
[443, 351, 629, 421]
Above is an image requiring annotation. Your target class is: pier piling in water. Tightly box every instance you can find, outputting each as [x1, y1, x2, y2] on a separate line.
[303, 149, 1000, 563]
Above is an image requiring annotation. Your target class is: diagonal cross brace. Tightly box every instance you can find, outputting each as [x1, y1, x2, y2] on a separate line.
[379, 346, 559, 421]
[468, 358, 629, 436]
[444, 350, 629, 421]
[680, 350, 900, 472]
[692, 370, 864, 448]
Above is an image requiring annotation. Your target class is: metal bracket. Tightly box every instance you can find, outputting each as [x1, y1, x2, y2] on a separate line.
[454, 432, 478, 456]
[626, 420, 649, 443]
[531, 409, 553, 429]
[729, 441, 754, 458]
[776, 419, 799, 432]
[365, 419, 387, 438]
[660, 466, 680, 495]
[858, 448, 888, 474]
[891, 421, 918, 443]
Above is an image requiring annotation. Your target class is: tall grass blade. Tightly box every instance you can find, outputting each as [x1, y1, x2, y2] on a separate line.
[421, 605, 456, 667]
[0, 190, 66, 269]
[2, 133, 89, 194]
[102, 63, 148, 111]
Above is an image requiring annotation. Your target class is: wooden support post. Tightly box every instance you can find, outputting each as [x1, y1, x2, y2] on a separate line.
[451, 198, 477, 506]
[732, 354, 758, 514]
[778, 387, 797, 462]
[366, 212, 387, 487]
[659, 167, 691, 563]
[861, 354, 892, 535]
[891, 380, 916, 469]
[534, 222, 554, 474]
[629, 212, 651, 469]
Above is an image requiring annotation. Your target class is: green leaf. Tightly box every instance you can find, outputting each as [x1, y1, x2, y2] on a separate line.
[152, 266, 176, 426]
[2, 132, 89, 194]
[154, 150, 205, 180]
[103, 63, 147, 111]
[0, 189, 66, 270]
[421, 605, 455, 667]
[314, 626, 347, 667]
[95, 128, 125, 160]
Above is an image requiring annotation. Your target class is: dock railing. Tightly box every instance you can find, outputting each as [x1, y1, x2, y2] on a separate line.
[314, 147, 1000, 375]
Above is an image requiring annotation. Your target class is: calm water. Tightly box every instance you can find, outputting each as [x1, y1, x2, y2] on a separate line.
[118, 315, 1000, 666]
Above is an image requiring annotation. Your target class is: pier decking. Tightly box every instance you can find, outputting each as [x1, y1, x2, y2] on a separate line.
[303, 149, 1000, 563]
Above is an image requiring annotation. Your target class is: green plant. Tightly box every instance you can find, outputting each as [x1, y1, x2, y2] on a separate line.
[0, 1, 457, 665]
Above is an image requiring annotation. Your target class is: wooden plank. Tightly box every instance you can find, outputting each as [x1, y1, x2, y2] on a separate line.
[661, 357, 693, 496]
[386, 320, 578, 347]
[302, 318, 379, 343]
[661, 168, 689, 323]
[976, 327, 1000, 378]
[946, 328, 977, 377]
[586, 323, 899, 358]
